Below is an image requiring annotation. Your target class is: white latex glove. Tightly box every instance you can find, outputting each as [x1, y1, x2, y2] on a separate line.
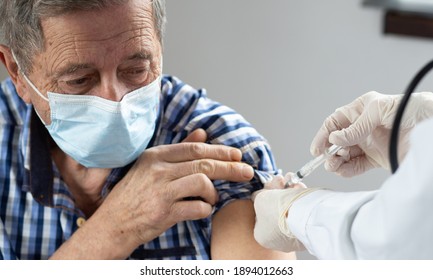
[311, 91, 433, 177]
[252, 173, 318, 252]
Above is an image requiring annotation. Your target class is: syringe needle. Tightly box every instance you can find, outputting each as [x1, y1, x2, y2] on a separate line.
[284, 144, 342, 188]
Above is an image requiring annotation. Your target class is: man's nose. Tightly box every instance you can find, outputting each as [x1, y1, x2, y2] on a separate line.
[99, 78, 129, 102]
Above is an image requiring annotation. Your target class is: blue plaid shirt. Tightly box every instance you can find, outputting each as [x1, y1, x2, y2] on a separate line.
[0, 75, 278, 260]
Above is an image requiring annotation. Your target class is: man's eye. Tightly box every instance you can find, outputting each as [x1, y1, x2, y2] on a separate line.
[122, 68, 149, 84]
[66, 77, 92, 86]
[125, 68, 146, 76]
[58, 75, 96, 94]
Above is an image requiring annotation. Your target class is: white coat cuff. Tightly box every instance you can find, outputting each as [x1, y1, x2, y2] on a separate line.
[287, 189, 334, 250]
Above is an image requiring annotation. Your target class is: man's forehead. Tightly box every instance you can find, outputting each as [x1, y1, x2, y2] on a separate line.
[36, 0, 158, 74]
[41, 1, 155, 42]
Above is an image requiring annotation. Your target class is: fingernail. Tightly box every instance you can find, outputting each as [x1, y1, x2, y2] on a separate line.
[230, 149, 242, 161]
[242, 165, 254, 179]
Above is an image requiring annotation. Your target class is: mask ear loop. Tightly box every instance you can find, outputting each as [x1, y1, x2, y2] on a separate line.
[389, 59, 433, 173]
[12, 51, 50, 125]
[11, 51, 49, 102]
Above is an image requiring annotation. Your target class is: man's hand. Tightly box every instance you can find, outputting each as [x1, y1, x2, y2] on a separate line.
[95, 129, 254, 258]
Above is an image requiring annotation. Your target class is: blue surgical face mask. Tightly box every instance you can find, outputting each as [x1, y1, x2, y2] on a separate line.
[21, 72, 161, 168]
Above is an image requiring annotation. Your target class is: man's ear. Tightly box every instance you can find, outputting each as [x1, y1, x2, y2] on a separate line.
[0, 45, 20, 83]
[0, 45, 32, 103]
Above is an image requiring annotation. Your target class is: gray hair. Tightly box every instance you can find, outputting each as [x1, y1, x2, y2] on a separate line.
[0, 0, 166, 74]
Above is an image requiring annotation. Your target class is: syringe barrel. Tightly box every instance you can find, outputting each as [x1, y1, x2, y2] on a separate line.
[297, 154, 326, 178]
[285, 145, 343, 188]
[326, 144, 342, 156]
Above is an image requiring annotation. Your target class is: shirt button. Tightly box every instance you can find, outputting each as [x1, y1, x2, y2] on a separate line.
[76, 217, 86, 228]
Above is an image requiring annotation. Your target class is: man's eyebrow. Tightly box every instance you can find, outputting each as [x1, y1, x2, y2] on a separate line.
[53, 63, 92, 79]
[52, 52, 151, 78]
[126, 52, 152, 61]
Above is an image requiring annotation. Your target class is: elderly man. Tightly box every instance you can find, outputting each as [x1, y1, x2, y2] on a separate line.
[0, 0, 293, 260]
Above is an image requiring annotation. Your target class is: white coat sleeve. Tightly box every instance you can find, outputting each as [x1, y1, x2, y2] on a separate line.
[287, 117, 433, 259]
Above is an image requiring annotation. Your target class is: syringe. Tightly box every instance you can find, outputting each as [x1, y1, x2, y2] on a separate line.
[284, 144, 343, 188]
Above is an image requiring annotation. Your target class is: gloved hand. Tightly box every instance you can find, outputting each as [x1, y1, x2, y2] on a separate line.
[252, 173, 318, 252]
[310, 91, 433, 177]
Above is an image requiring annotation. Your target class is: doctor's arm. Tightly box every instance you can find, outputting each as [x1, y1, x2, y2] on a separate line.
[255, 122, 433, 259]
[288, 122, 433, 259]
[254, 91, 433, 259]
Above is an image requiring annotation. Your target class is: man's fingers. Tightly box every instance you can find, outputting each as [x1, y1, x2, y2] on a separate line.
[171, 200, 214, 222]
[172, 159, 254, 182]
[154, 142, 243, 163]
[169, 173, 218, 205]
[182, 129, 208, 143]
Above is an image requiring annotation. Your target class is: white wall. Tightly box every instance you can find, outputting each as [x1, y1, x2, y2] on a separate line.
[2, 0, 433, 259]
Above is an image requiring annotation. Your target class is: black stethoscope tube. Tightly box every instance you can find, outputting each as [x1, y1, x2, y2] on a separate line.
[389, 60, 433, 173]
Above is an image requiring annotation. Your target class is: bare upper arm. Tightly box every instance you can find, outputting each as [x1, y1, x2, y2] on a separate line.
[211, 199, 296, 260]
